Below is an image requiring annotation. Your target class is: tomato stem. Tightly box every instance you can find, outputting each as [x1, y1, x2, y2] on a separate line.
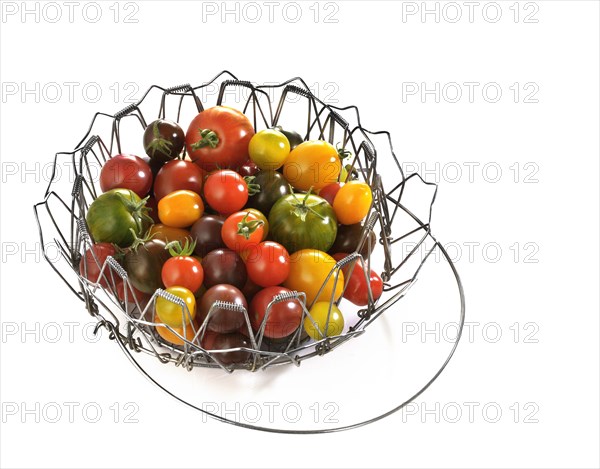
[190, 128, 219, 150]
[236, 212, 264, 240]
[288, 186, 326, 222]
[165, 238, 197, 257]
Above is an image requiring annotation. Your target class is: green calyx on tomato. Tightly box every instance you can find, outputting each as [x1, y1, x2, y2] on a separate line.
[165, 237, 196, 257]
[243, 175, 261, 196]
[190, 128, 219, 150]
[145, 121, 174, 158]
[287, 187, 327, 222]
[236, 212, 264, 240]
[86, 189, 153, 248]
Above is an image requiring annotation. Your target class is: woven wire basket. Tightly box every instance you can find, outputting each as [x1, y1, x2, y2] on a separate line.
[34, 71, 465, 432]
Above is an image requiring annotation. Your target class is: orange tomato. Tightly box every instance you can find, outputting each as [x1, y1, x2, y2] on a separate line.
[155, 321, 198, 346]
[158, 190, 204, 228]
[283, 140, 341, 191]
[283, 249, 344, 306]
[149, 224, 191, 244]
[333, 181, 373, 225]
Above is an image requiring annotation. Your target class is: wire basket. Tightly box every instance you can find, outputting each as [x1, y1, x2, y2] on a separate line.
[34, 71, 465, 431]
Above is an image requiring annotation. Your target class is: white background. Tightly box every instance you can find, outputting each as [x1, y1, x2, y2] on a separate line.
[1, 1, 599, 468]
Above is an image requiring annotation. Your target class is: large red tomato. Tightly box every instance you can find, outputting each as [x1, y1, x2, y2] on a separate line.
[153, 160, 204, 201]
[185, 106, 255, 171]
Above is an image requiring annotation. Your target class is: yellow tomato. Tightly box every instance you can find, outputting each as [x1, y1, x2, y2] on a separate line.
[158, 190, 204, 228]
[155, 286, 196, 327]
[283, 140, 341, 191]
[283, 249, 344, 306]
[249, 128, 291, 170]
[155, 321, 198, 346]
[304, 302, 344, 340]
[333, 181, 373, 225]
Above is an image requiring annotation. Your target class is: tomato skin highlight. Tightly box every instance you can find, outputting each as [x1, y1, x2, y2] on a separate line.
[186, 106, 255, 171]
[250, 286, 303, 339]
[283, 140, 341, 191]
[99, 154, 153, 198]
[204, 170, 248, 215]
[158, 190, 204, 228]
[153, 160, 204, 201]
[332, 253, 383, 306]
[333, 181, 373, 225]
[149, 224, 192, 245]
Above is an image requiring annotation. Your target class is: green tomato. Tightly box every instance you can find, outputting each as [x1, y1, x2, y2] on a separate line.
[304, 302, 344, 340]
[268, 192, 337, 253]
[86, 189, 152, 247]
[248, 128, 290, 170]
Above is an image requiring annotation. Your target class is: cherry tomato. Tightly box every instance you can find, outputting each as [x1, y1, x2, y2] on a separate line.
[333, 181, 373, 225]
[79, 243, 118, 287]
[222, 211, 265, 252]
[190, 215, 226, 257]
[158, 190, 204, 228]
[283, 249, 344, 306]
[283, 140, 341, 191]
[198, 284, 248, 333]
[238, 160, 259, 177]
[155, 321, 198, 346]
[332, 253, 384, 306]
[304, 302, 344, 340]
[250, 286, 303, 339]
[99, 154, 153, 198]
[154, 160, 204, 201]
[248, 128, 290, 170]
[204, 170, 248, 215]
[243, 241, 290, 287]
[186, 106, 255, 171]
[201, 249, 247, 290]
[143, 119, 185, 162]
[319, 182, 344, 206]
[155, 286, 196, 328]
[162, 257, 204, 294]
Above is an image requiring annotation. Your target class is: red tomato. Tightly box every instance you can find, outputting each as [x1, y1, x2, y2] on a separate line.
[222, 211, 265, 252]
[145, 195, 160, 224]
[79, 243, 117, 287]
[250, 286, 304, 339]
[186, 106, 255, 171]
[114, 279, 151, 306]
[153, 160, 204, 201]
[243, 241, 290, 287]
[161, 256, 204, 294]
[319, 182, 344, 206]
[332, 253, 383, 306]
[99, 154, 153, 198]
[204, 170, 248, 215]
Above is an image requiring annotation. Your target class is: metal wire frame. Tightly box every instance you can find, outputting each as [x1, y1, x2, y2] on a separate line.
[33, 71, 465, 432]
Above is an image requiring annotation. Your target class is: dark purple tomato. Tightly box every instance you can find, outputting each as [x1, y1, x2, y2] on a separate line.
[143, 119, 185, 162]
[212, 333, 252, 365]
[123, 238, 170, 294]
[198, 284, 248, 333]
[201, 249, 247, 290]
[238, 160, 259, 178]
[329, 223, 377, 259]
[190, 215, 226, 257]
[246, 170, 291, 216]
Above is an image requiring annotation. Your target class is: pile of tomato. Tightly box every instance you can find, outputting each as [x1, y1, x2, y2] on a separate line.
[80, 105, 383, 365]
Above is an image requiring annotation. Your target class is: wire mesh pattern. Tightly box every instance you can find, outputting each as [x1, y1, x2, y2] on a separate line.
[33, 71, 465, 431]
